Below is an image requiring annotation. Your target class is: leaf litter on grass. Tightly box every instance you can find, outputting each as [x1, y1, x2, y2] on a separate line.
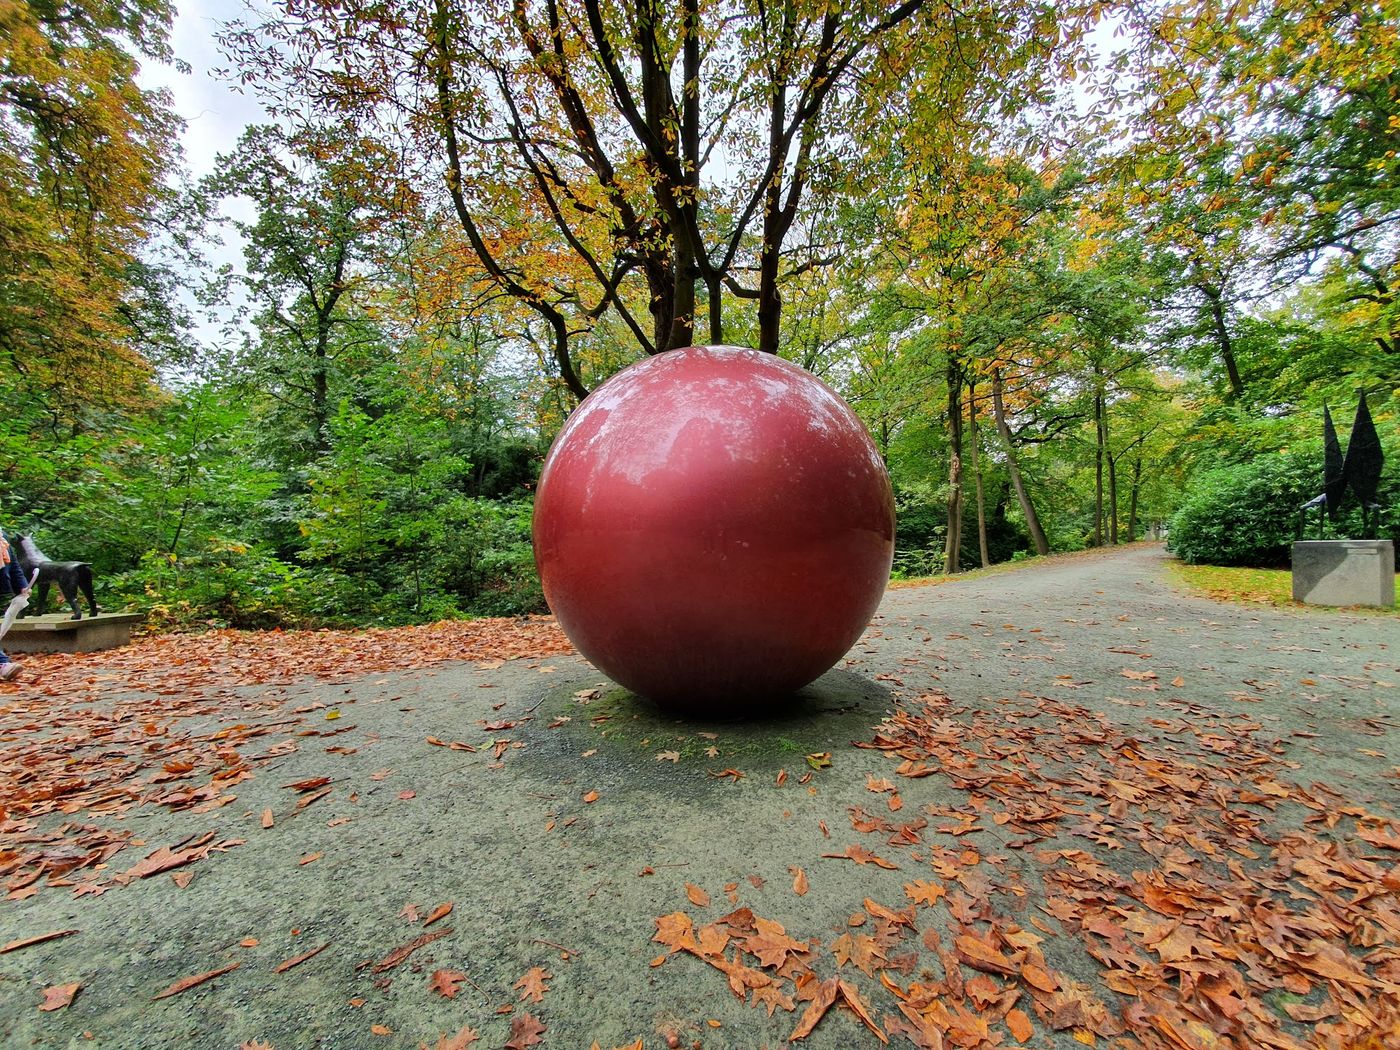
[653, 690, 1400, 1047]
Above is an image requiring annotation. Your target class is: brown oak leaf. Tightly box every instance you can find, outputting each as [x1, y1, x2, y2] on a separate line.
[429, 969, 466, 999]
[421, 1027, 479, 1050]
[504, 1012, 546, 1049]
[514, 966, 552, 1004]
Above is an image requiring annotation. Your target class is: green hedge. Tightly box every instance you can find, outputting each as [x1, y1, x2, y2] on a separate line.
[1169, 447, 1398, 567]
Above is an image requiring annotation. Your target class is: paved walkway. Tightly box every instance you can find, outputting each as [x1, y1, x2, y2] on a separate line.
[2, 544, 1395, 1048]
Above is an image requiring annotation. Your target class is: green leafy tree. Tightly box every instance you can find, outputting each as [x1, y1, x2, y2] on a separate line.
[207, 124, 395, 456]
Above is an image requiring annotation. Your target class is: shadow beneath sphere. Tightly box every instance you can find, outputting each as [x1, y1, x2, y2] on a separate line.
[556, 668, 897, 776]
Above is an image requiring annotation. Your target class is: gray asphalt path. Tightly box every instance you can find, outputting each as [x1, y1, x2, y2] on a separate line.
[2, 544, 1395, 1049]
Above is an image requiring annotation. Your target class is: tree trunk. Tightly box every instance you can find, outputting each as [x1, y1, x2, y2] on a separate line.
[944, 359, 963, 574]
[968, 382, 990, 568]
[1093, 389, 1104, 547]
[313, 325, 330, 454]
[706, 274, 723, 344]
[1108, 452, 1119, 545]
[1104, 403, 1118, 545]
[991, 368, 1050, 556]
[1127, 457, 1142, 542]
[1200, 280, 1244, 399]
[668, 242, 696, 351]
[756, 69, 787, 355]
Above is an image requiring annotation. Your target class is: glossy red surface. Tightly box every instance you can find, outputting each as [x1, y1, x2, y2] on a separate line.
[533, 345, 895, 712]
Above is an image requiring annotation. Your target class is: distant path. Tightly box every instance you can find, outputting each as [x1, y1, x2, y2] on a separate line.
[860, 542, 1398, 803]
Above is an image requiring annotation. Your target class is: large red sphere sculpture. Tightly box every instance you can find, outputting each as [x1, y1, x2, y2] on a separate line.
[533, 345, 895, 712]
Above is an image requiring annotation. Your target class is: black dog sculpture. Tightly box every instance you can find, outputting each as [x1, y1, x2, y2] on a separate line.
[14, 535, 99, 620]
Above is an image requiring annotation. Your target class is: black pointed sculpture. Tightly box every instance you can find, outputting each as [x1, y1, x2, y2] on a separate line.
[1299, 393, 1385, 538]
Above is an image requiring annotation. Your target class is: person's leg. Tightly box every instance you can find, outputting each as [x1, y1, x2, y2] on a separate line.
[0, 649, 21, 680]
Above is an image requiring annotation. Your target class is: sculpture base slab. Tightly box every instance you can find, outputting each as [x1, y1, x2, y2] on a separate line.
[1292, 540, 1395, 608]
[3, 612, 144, 653]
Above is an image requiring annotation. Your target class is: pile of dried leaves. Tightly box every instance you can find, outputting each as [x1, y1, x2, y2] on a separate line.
[0, 616, 572, 902]
[656, 692, 1400, 1048]
[12, 615, 571, 698]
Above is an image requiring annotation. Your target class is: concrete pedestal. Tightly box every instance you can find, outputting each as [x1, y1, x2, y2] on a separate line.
[2, 612, 145, 653]
[1292, 540, 1395, 608]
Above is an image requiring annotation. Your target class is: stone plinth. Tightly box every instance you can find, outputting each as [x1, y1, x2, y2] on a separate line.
[2, 612, 145, 653]
[1292, 540, 1395, 608]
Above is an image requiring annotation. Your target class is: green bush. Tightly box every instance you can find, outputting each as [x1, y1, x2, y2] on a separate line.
[434, 498, 546, 617]
[110, 540, 322, 630]
[1169, 447, 1399, 567]
[890, 482, 1032, 578]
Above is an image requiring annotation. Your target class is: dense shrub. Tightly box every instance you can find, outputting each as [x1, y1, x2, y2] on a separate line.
[109, 541, 324, 630]
[104, 497, 547, 630]
[890, 483, 1032, 578]
[1169, 447, 1399, 567]
[435, 498, 545, 617]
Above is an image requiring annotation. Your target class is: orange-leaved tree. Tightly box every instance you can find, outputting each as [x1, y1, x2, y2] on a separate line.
[0, 0, 183, 420]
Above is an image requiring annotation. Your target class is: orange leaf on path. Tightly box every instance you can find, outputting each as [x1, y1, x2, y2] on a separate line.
[260, 809, 274, 829]
[427, 736, 476, 751]
[685, 883, 710, 907]
[904, 880, 945, 907]
[2, 929, 78, 955]
[790, 866, 809, 896]
[284, 777, 330, 792]
[838, 980, 888, 1043]
[39, 983, 80, 1012]
[653, 912, 696, 954]
[370, 1023, 392, 1036]
[152, 962, 240, 999]
[504, 1012, 546, 1049]
[430, 969, 466, 999]
[428, 1027, 480, 1049]
[821, 844, 899, 869]
[1357, 825, 1400, 850]
[515, 966, 552, 1003]
[295, 786, 332, 811]
[370, 928, 452, 973]
[423, 902, 453, 927]
[955, 934, 1016, 976]
[789, 977, 839, 1041]
[273, 942, 329, 973]
[831, 932, 887, 976]
[1007, 1008, 1033, 1042]
[582, 790, 599, 803]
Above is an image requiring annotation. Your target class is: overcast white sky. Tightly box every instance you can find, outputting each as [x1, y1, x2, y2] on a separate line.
[134, 1, 267, 353]
[139, 0, 266, 180]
